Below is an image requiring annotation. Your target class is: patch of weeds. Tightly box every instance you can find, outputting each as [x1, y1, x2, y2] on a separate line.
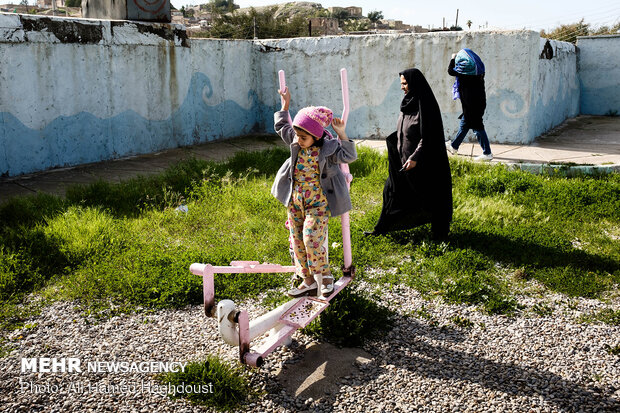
[410, 304, 433, 321]
[0, 299, 46, 331]
[535, 266, 613, 298]
[303, 287, 394, 347]
[578, 308, 620, 326]
[0, 337, 14, 358]
[71, 299, 137, 322]
[418, 241, 449, 258]
[400, 248, 517, 315]
[591, 373, 603, 382]
[261, 289, 290, 309]
[604, 344, 620, 356]
[512, 267, 531, 281]
[157, 355, 256, 411]
[484, 295, 518, 315]
[450, 315, 474, 328]
[531, 302, 554, 317]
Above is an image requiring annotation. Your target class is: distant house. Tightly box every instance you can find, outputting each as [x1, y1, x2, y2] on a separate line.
[37, 0, 65, 7]
[328, 6, 363, 18]
[345, 6, 362, 17]
[309, 17, 339, 36]
[171, 11, 184, 25]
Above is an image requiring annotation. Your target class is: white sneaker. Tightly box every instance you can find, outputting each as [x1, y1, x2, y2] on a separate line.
[475, 153, 493, 162]
[445, 141, 456, 155]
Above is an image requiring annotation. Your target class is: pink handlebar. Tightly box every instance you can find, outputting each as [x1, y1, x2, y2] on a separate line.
[278, 70, 286, 107]
[340, 68, 349, 125]
[339, 68, 352, 270]
[278, 69, 293, 125]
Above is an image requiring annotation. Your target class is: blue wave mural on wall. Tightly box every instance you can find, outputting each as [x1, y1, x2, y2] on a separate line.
[0, 72, 271, 177]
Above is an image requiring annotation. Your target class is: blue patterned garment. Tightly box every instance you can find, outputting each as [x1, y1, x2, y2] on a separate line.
[454, 48, 485, 75]
[452, 48, 485, 100]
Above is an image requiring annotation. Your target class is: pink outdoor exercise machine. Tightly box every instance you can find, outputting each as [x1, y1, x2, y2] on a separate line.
[190, 68, 355, 368]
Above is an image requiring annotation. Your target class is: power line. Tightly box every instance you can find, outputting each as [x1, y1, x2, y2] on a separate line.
[542, 15, 620, 42]
[500, 1, 620, 31]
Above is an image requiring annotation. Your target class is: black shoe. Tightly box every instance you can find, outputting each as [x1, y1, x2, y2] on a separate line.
[431, 221, 450, 241]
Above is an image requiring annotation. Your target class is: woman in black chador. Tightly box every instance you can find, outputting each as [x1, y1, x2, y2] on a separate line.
[366, 68, 453, 239]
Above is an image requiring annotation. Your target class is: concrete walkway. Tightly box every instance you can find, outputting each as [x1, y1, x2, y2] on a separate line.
[1, 115, 619, 204]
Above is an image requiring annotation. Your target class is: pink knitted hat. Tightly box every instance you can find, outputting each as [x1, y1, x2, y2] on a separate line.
[292, 106, 333, 138]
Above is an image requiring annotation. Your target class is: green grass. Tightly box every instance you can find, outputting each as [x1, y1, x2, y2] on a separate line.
[0, 145, 619, 331]
[157, 355, 257, 411]
[578, 308, 620, 326]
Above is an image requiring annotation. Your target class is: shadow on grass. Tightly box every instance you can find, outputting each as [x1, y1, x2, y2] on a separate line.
[450, 226, 619, 297]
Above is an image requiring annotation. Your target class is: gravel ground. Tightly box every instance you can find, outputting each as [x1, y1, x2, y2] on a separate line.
[1, 282, 618, 413]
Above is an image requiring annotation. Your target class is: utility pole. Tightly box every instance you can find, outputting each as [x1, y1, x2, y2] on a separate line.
[253, 17, 257, 39]
[442, 17, 445, 29]
[455, 9, 459, 28]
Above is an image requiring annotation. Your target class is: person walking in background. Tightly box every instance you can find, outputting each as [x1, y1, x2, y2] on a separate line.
[365, 68, 453, 240]
[273, 87, 357, 298]
[445, 48, 493, 161]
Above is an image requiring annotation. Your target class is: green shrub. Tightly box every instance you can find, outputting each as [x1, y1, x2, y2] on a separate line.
[303, 287, 394, 347]
[157, 355, 256, 411]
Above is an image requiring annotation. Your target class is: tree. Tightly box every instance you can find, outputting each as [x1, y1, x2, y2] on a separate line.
[367, 10, 383, 23]
[65, 0, 81, 7]
[540, 19, 589, 44]
[203, 7, 308, 39]
[207, 0, 239, 14]
[466, 20, 472, 29]
[343, 19, 369, 32]
[590, 23, 620, 36]
[331, 9, 349, 21]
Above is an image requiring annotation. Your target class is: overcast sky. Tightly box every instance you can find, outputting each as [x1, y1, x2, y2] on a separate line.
[170, 0, 620, 31]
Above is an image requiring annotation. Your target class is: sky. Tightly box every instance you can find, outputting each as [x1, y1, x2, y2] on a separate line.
[170, 0, 620, 32]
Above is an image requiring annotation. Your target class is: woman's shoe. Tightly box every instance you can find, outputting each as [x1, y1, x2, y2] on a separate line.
[287, 281, 317, 298]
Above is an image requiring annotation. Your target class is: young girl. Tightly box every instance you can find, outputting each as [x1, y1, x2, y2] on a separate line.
[272, 87, 357, 298]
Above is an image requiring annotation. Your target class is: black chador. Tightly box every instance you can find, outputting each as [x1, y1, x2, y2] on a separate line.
[371, 68, 453, 239]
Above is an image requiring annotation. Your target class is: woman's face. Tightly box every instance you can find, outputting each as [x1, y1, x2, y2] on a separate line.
[400, 75, 409, 94]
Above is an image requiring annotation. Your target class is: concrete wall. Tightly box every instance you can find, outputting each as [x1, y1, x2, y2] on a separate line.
[256, 31, 579, 145]
[0, 14, 580, 177]
[577, 34, 620, 115]
[0, 14, 265, 176]
[529, 38, 580, 139]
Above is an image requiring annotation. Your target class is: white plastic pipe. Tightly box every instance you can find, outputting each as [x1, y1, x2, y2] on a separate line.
[217, 298, 301, 346]
[217, 300, 239, 346]
[248, 298, 301, 340]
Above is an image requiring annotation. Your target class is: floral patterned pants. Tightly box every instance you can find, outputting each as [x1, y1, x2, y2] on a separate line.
[287, 183, 330, 281]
